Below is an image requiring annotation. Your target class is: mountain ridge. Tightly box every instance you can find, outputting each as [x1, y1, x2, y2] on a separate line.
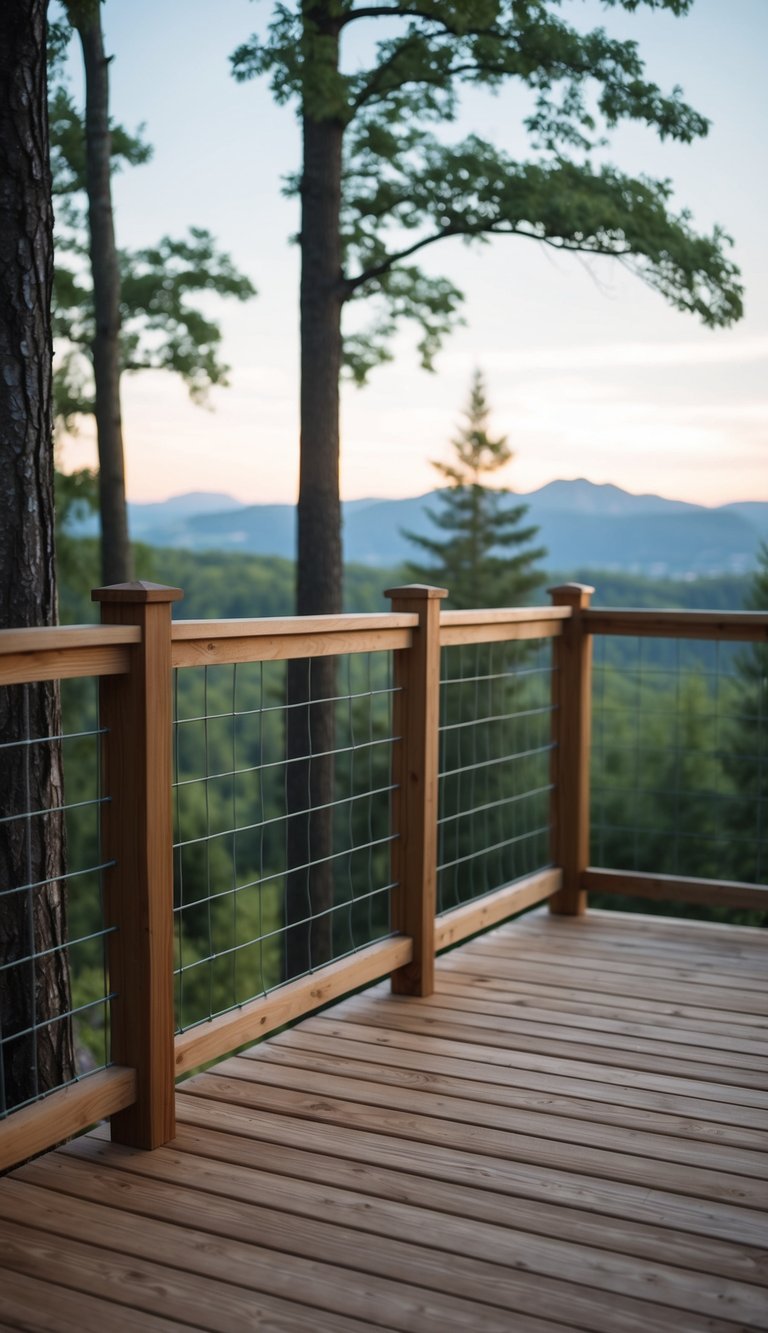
[71, 478, 768, 577]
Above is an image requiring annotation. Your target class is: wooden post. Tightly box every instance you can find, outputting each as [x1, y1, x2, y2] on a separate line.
[385, 584, 447, 996]
[549, 583, 594, 916]
[93, 581, 182, 1148]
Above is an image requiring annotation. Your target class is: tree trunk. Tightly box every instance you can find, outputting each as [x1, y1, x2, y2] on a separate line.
[284, 14, 345, 979]
[75, 5, 133, 586]
[0, 0, 74, 1112]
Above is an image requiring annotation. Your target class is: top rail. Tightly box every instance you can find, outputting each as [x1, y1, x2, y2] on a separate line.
[440, 605, 569, 647]
[584, 609, 768, 642]
[0, 624, 142, 686]
[171, 612, 419, 668]
[3, 603, 766, 686]
[171, 612, 420, 639]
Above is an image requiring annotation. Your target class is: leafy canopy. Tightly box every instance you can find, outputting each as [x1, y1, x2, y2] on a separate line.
[405, 370, 546, 608]
[233, 0, 742, 384]
[49, 54, 256, 431]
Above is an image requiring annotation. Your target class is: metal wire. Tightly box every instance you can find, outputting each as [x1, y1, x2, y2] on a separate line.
[0, 678, 113, 1120]
[172, 652, 400, 1034]
[436, 638, 556, 915]
[591, 635, 767, 890]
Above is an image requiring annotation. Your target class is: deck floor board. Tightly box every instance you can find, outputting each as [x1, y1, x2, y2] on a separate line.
[1, 907, 766, 1331]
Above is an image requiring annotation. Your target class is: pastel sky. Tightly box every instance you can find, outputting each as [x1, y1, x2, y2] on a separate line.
[56, 0, 768, 508]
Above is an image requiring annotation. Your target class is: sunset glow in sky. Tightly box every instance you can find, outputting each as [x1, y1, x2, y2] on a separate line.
[56, 0, 768, 509]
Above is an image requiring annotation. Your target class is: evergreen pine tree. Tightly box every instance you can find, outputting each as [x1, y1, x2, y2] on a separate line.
[406, 373, 549, 912]
[406, 370, 545, 608]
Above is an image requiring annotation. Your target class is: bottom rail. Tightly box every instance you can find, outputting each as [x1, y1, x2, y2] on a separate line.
[174, 934, 414, 1077]
[434, 868, 561, 952]
[0, 1067, 136, 1173]
[582, 867, 768, 912]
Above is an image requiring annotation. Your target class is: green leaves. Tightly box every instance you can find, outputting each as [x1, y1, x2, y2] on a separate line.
[234, 0, 742, 386]
[343, 265, 464, 384]
[50, 84, 151, 202]
[50, 73, 256, 430]
[118, 230, 257, 401]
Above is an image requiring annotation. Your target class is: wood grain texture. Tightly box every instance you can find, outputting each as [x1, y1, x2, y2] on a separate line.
[174, 935, 413, 1076]
[584, 608, 768, 641]
[0, 643, 134, 686]
[387, 585, 446, 996]
[172, 611, 419, 638]
[171, 625, 412, 668]
[582, 866, 768, 910]
[0, 1067, 135, 1173]
[0, 909, 766, 1332]
[0, 624, 141, 653]
[549, 584, 594, 914]
[434, 869, 560, 950]
[98, 587, 178, 1148]
[440, 607, 570, 627]
[439, 619, 564, 646]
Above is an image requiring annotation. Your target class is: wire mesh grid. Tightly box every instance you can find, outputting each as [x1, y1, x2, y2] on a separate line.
[0, 677, 113, 1119]
[592, 635, 767, 886]
[436, 637, 555, 915]
[172, 650, 400, 1032]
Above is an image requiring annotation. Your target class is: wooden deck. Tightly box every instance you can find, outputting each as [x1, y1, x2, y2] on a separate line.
[1, 907, 767, 1332]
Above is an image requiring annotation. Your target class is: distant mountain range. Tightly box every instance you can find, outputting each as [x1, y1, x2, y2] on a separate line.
[70, 479, 768, 577]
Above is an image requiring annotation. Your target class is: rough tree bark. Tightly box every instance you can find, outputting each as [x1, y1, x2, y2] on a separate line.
[0, 0, 75, 1112]
[70, 1, 133, 585]
[284, 10, 344, 978]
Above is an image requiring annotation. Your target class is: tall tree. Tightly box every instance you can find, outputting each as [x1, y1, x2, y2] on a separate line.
[234, 0, 742, 978]
[62, 0, 129, 585]
[0, 0, 75, 1111]
[406, 368, 545, 609]
[52, 9, 256, 585]
[233, 0, 742, 624]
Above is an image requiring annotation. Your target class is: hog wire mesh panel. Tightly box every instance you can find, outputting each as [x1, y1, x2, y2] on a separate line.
[437, 637, 555, 915]
[0, 677, 113, 1119]
[592, 635, 767, 888]
[172, 651, 399, 1032]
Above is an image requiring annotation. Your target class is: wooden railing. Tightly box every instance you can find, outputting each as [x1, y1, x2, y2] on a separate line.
[580, 601, 768, 914]
[0, 580, 766, 1172]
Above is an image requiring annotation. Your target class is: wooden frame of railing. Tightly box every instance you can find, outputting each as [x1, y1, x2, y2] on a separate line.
[171, 588, 566, 1070]
[0, 613, 150, 1172]
[572, 603, 768, 916]
[1, 582, 766, 1173]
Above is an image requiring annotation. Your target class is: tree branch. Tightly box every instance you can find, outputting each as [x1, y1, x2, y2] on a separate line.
[353, 58, 517, 111]
[344, 222, 634, 296]
[340, 5, 502, 39]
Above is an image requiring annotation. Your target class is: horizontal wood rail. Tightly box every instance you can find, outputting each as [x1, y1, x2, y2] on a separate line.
[584, 609, 768, 641]
[174, 874, 568, 1078]
[0, 1067, 135, 1174]
[580, 602, 768, 921]
[172, 624, 414, 669]
[434, 869, 561, 952]
[582, 868, 768, 912]
[172, 612, 419, 639]
[174, 935, 414, 1077]
[439, 606, 568, 647]
[0, 624, 141, 686]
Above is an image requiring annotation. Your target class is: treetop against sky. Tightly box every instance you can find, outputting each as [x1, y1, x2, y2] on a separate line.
[54, 0, 768, 508]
